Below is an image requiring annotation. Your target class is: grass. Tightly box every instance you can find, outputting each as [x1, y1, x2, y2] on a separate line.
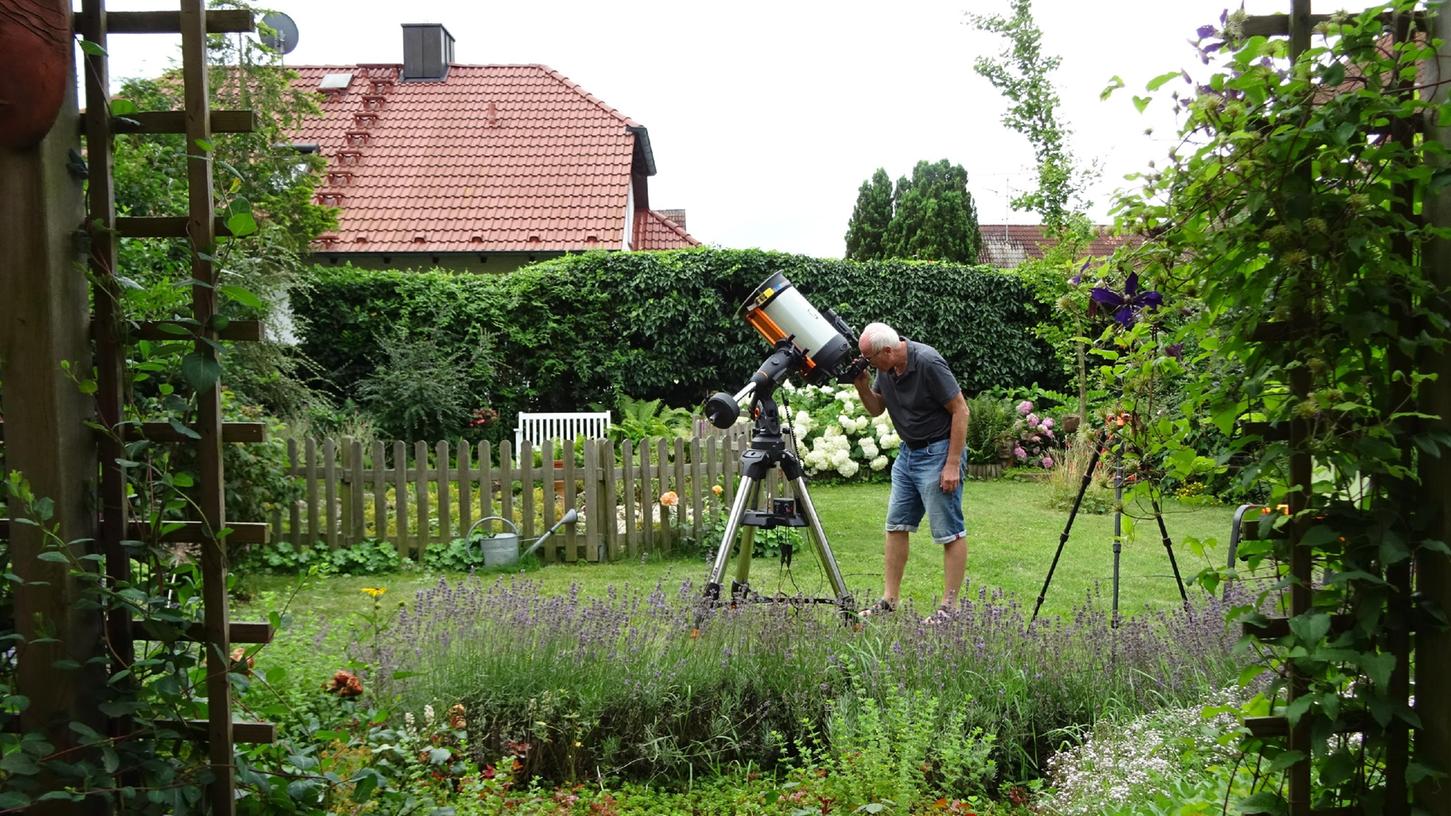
[236, 479, 1239, 677]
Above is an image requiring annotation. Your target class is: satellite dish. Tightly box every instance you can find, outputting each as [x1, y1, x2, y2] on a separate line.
[259, 12, 299, 55]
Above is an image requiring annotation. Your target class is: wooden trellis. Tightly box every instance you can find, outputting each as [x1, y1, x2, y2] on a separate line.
[77, 1, 273, 812]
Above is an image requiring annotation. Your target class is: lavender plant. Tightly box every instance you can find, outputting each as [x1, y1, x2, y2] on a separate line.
[368, 577, 1247, 785]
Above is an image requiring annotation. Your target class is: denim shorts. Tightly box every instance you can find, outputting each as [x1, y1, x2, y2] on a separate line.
[886, 438, 966, 544]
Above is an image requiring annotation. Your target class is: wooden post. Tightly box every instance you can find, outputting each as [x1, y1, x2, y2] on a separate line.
[323, 438, 338, 548]
[458, 438, 472, 536]
[499, 441, 514, 532]
[393, 441, 408, 557]
[622, 439, 636, 556]
[602, 440, 619, 560]
[479, 441, 494, 520]
[80, 0, 134, 714]
[288, 439, 301, 545]
[371, 441, 386, 541]
[339, 436, 353, 543]
[0, 27, 111, 812]
[180, 0, 234, 808]
[435, 440, 451, 544]
[1418, 8, 1451, 811]
[413, 441, 428, 556]
[640, 439, 653, 554]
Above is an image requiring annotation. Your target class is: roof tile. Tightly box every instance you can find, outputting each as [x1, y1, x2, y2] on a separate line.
[289, 63, 696, 253]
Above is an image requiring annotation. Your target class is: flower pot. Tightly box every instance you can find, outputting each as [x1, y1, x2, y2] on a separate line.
[1062, 414, 1081, 435]
[553, 459, 566, 492]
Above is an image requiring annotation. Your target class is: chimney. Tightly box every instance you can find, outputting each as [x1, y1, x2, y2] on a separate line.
[401, 23, 454, 81]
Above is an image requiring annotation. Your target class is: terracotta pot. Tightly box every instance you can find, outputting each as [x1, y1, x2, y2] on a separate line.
[0, 0, 71, 149]
[553, 458, 566, 492]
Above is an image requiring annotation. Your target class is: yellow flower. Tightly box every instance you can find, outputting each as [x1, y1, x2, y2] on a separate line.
[361, 586, 387, 598]
[659, 491, 679, 507]
[711, 484, 723, 496]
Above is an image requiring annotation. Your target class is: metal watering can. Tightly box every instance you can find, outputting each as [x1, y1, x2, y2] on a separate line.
[465, 508, 580, 566]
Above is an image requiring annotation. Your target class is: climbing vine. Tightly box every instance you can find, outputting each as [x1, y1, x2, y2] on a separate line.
[1100, 1, 1450, 809]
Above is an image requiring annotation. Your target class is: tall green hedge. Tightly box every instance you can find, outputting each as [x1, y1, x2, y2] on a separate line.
[293, 249, 1061, 440]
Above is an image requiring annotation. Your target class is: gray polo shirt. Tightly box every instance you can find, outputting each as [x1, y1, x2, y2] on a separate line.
[872, 340, 962, 449]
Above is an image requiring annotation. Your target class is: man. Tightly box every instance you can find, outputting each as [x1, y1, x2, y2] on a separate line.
[851, 322, 970, 622]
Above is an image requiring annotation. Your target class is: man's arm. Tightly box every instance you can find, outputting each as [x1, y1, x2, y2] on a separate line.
[853, 369, 887, 417]
[940, 392, 969, 492]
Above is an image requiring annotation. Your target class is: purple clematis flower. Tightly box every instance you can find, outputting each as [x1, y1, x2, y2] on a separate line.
[1090, 272, 1163, 328]
[1165, 342, 1184, 360]
[1196, 24, 1217, 38]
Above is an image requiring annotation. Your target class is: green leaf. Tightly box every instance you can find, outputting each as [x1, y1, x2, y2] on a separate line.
[1267, 749, 1306, 772]
[1237, 792, 1285, 813]
[1133, 96, 1151, 113]
[1146, 71, 1181, 92]
[194, 138, 214, 153]
[428, 747, 451, 765]
[37, 551, 71, 564]
[0, 751, 39, 774]
[0, 792, 30, 810]
[109, 98, 137, 117]
[181, 352, 221, 392]
[169, 417, 202, 442]
[1289, 611, 1331, 645]
[78, 40, 108, 57]
[218, 284, 264, 310]
[224, 211, 258, 238]
[1359, 652, 1396, 688]
[1101, 75, 1125, 101]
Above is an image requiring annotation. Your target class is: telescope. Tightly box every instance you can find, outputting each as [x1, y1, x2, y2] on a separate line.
[703, 272, 868, 429]
[699, 273, 858, 618]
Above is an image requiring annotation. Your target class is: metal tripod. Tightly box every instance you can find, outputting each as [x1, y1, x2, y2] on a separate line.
[1028, 423, 1189, 626]
[702, 393, 854, 616]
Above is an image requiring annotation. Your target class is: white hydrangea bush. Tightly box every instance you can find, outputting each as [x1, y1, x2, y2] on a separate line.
[778, 380, 901, 481]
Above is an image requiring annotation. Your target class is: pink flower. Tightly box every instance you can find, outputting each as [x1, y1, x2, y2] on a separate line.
[1041, 456, 1054, 469]
[1041, 417, 1054, 430]
[1017, 400, 1033, 415]
[1044, 429, 1055, 439]
[1026, 413, 1039, 427]
[1030, 435, 1041, 443]
[1013, 446, 1027, 460]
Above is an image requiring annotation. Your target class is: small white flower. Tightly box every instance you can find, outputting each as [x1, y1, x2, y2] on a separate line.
[870, 455, 889, 471]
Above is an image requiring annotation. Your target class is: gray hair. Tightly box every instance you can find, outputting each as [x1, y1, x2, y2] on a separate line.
[860, 322, 900, 355]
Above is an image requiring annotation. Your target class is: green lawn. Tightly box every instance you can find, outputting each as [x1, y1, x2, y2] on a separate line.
[238, 478, 1240, 634]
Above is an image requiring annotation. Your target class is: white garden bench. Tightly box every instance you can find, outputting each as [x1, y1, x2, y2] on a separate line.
[514, 411, 612, 452]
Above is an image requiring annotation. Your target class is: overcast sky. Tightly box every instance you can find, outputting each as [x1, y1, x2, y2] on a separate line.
[95, 0, 1289, 258]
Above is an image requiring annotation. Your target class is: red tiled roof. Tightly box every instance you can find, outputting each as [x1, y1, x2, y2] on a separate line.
[635, 208, 700, 250]
[289, 63, 697, 253]
[977, 224, 1131, 268]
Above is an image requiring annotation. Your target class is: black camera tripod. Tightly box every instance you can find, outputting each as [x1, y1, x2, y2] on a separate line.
[701, 345, 854, 617]
[1029, 423, 1189, 626]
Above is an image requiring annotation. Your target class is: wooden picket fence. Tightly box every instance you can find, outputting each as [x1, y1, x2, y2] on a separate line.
[269, 429, 791, 562]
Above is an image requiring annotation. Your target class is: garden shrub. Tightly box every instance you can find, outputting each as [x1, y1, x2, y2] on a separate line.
[293, 249, 1062, 444]
[966, 395, 1015, 464]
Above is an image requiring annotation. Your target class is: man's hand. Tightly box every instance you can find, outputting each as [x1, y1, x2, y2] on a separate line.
[837, 356, 870, 385]
[939, 465, 961, 494]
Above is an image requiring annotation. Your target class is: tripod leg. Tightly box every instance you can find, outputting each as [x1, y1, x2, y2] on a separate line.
[1030, 428, 1107, 624]
[733, 481, 764, 595]
[1112, 435, 1124, 630]
[1151, 498, 1190, 607]
[788, 475, 854, 611]
[705, 475, 761, 602]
